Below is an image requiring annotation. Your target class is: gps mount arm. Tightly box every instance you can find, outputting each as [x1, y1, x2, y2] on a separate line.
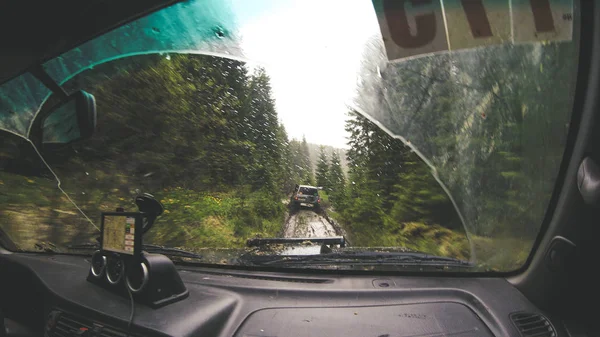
[135, 193, 164, 235]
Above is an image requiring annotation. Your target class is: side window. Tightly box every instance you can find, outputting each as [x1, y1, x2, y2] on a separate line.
[0, 132, 95, 251]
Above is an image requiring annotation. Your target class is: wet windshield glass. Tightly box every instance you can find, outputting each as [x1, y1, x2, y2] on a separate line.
[0, 0, 579, 272]
[299, 188, 318, 195]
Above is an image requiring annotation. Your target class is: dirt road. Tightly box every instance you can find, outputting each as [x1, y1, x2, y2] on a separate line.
[283, 209, 337, 238]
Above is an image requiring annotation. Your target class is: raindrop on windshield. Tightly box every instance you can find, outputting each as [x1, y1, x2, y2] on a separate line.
[213, 26, 225, 38]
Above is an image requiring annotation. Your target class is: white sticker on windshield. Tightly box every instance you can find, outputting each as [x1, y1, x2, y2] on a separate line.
[372, 0, 574, 62]
[444, 0, 511, 50]
[372, 0, 449, 61]
[512, 0, 573, 43]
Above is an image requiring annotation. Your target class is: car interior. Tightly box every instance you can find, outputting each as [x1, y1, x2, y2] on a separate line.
[0, 1, 599, 336]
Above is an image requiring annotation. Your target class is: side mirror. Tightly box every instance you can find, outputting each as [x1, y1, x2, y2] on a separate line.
[30, 90, 97, 147]
[578, 157, 600, 206]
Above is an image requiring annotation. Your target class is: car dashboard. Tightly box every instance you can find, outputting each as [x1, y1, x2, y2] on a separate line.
[0, 252, 564, 337]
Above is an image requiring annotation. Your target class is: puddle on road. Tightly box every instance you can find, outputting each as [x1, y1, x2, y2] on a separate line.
[280, 245, 322, 255]
[284, 209, 336, 238]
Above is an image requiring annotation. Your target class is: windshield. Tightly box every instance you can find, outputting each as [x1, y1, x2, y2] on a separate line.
[0, 0, 579, 272]
[299, 187, 318, 195]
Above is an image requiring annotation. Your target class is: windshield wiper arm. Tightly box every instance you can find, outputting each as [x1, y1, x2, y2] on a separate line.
[67, 243, 202, 260]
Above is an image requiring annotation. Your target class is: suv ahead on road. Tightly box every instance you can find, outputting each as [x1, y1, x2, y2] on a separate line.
[290, 185, 321, 209]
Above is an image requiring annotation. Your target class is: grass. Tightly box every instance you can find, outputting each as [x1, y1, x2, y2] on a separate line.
[1, 170, 530, 271]
[0, 171, 286, 251]
[0, 171, 99, 250]
[340, 219, 530, 271]
[471, 235, 531, 271]
[146, 188, 286, 249]
[317, 189, 332, 209]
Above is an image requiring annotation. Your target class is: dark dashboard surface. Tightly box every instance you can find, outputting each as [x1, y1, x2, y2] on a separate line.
[0, 252, 562, 337]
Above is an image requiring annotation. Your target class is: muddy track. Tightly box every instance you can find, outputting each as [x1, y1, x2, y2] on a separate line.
[283, 209, 337, 238]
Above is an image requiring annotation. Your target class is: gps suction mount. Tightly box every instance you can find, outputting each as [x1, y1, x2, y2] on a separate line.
[134, 193, 164, 235]
[130, 193, 188, 308]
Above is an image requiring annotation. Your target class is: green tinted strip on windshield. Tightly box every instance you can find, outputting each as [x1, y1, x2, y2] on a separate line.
[0, 73, 49, 136]
[43, 0, 239, 89]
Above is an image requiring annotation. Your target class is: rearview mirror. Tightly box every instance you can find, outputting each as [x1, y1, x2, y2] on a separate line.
[29, 90, 97, 147]
[41, 90, 97, 145]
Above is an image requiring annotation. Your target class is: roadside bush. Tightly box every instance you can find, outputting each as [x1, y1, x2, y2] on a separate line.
[144, 187, 285, 248]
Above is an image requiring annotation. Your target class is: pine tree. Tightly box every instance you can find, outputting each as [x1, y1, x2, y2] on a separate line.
[315, 146, 329, 188]
[390, 150, 459, 228]
[244, 67, 284, 191]
[276, 122, 295, 194]
[300, 136, 314, 185]
[328, 150, 346, 207]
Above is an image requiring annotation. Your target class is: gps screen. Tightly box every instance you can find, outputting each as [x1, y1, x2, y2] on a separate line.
[102, 215, 136, 254]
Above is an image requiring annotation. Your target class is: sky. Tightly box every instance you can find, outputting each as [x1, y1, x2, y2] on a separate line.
[235, 0, 380, 149]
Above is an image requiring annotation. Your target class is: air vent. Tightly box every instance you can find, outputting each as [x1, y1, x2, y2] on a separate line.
[48, 311, 93, 337]
[511, 312, 556, 337]
[46, 310, 135, 337]
[100, 326, 129, 337]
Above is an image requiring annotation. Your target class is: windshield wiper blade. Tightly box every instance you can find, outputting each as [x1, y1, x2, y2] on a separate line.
[238, 251, 472, 268]
[141, 244, 203, 259]
[67, 242, 99, 250]
[67, 243, 202, 260]
[34, 242, 59, 253]
[247, 236, 347, 248]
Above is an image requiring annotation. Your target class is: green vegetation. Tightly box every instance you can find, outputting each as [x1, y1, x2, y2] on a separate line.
[145, 188, 285, 249]
[321, 38, 577, 268]
[0, 54, 308, 251]
[315, 146, 329, 188]
[0, 35, 576, 272]
[0, 169, 89, 250]
[324, 111, 471, 257]
[306, 143, 348, 174]
[357, 39, 576, 237]
[290, 136, 315, 186]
